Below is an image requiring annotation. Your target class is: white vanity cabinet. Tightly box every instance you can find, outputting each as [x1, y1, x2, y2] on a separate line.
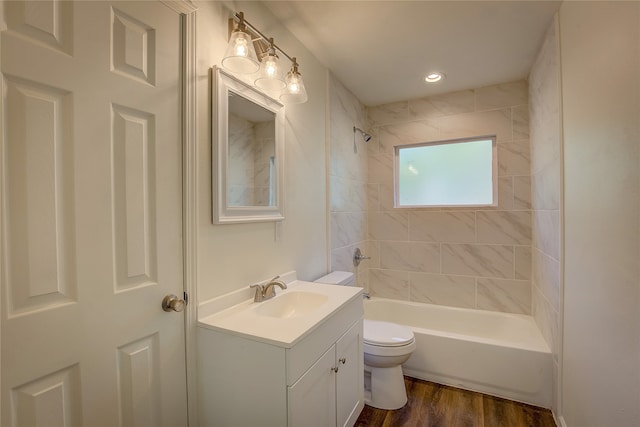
[198, 292, 364, 427]
[288, 320, 363, 427]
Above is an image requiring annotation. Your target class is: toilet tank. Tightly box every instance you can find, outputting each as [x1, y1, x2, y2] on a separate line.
[314, 271, 355, 286]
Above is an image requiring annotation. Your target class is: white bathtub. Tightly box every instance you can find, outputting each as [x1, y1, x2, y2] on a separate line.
[364, 297, 552, 408]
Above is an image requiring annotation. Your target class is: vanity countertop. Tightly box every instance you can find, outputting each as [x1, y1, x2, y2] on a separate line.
[198, 279, 362, 348]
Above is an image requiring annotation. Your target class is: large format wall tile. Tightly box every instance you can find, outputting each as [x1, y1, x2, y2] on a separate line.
[514, 176, 532, 209]
[328, 77, 534, 315]
[442, 244, 514, 279]
[330, 212, 366, 249]
[378, 120, 439, 154]
[477, 211, 532, 245]
[368, 101, 409, 126]
[379, 241, 440, 273]
[533, 210, 560, 260]
[409, 90, 475, 120]
[369, 269, 409, 300]
[440, 109, 512, 142]
[513, 105, 530, 140]
[498, 140, 531, 176]
[328, 73, 369, 275]
[476, 80, 528, 111]
[477, 278, 531, 314]
[368, 212, 408, 241]
[529, 17, 562, 396]
[330, 175, 367, 213]
[409, 273, 475, 308]
[408, 211, 476, 243]
[515, 246, 532, 280]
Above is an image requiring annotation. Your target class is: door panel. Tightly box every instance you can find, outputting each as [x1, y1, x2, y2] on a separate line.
[1, 2, 187, 426]
[288, 346, 336, 427]
[336, 320, 364, 427]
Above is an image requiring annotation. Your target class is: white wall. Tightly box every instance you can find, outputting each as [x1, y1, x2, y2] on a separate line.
[195, 1, 329, 300]
[560, 2, 640, 426]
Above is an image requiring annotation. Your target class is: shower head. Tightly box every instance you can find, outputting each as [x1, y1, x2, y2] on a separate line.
[353, 126, 372, 142]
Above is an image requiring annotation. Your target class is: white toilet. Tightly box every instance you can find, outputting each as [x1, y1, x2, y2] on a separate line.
[314, 271, 416, 410]
[363, 319, 416, 409]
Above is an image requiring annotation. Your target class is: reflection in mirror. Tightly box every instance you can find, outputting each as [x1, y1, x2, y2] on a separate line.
[228, 94, 276, 207]
[212, 66, 284, 224]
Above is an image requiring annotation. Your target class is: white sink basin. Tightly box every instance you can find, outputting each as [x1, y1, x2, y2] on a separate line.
[255, 291, 328, 319]
[198, 279, 362, 347]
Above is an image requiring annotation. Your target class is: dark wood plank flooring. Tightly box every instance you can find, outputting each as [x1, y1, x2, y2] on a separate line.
[355, 377, 556, 427]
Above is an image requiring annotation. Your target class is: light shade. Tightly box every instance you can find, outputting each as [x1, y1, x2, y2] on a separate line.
[222, 29, 259, 74]
[279, 59, 308, 104]
[254, 41, 286, 91]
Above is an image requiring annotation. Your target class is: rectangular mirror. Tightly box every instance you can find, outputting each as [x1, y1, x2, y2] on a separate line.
[212, 67, 285, 223]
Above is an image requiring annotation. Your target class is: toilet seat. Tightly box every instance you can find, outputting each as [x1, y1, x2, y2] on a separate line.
[363, 319, 415, 347]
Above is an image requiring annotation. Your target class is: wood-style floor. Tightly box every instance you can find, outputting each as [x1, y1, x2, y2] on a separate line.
[355, 377, 556, 427]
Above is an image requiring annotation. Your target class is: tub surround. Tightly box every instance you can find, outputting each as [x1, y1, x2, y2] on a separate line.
[529, 15, 563, 416]
[328, 74, 370, 287]
[354, 80, 533, 315]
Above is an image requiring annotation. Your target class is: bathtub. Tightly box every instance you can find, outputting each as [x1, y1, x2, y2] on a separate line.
[364, 297, 552, 408]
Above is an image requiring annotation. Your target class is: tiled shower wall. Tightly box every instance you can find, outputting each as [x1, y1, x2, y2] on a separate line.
[529, 17, 562, 412]
[365, 81, 533, 314]
[228, 114, 275, 206]
[328, 74, 370, 286]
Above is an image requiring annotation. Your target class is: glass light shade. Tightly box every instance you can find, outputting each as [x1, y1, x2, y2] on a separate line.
[279, 69, 308, 104]
[254, 53, 286, 91]
[222, 30, 259, 74]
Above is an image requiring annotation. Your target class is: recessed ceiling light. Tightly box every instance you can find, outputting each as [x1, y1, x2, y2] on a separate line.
[425, 72, 445, 83]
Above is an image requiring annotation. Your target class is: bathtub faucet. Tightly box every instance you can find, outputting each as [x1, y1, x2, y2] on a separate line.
[353, 248, 371, 266]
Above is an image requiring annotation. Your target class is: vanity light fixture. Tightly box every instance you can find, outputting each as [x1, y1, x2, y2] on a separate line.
[223, 11, 308, 104]
[280, 58, 308, 104]
[255, 38, 286, 91]
[425, 72, 445, 83]
[221, 12, 259, 74]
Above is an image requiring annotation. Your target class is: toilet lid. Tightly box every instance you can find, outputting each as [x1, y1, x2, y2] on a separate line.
[363, 319, 415, 347]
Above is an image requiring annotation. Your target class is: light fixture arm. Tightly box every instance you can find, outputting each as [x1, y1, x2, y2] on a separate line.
[232, 12, 296, 64]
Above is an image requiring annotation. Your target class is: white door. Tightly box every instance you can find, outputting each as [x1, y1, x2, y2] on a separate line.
[0, 1, 188, 426]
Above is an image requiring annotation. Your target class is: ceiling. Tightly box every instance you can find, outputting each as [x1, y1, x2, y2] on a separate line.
[263, 1, 562, 106]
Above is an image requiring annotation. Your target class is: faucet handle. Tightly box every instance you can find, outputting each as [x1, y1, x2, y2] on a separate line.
[250, 283, 264, 302]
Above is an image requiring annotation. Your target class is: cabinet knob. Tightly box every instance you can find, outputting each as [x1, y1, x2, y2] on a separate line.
[339, 358, 346, 364]
[331, 366, 339, 373]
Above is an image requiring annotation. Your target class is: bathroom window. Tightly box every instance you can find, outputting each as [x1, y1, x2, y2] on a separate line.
[394, 136, 497, 207]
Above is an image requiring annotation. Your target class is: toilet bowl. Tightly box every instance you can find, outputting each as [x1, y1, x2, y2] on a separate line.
[314, 271, 416, 411]
[363, 319, 416, 410]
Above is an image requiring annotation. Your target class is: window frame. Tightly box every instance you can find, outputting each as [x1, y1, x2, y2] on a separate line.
[393, 135, 498, 209]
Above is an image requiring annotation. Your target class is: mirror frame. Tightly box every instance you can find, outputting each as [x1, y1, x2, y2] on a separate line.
[212, 66, 285, 224]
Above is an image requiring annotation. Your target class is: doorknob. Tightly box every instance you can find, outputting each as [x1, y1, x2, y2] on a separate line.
[162, 294, 186, 312]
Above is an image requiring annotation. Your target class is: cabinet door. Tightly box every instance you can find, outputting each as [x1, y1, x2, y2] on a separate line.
[336, 319, 365, 427]
[288, 345, 337, 427]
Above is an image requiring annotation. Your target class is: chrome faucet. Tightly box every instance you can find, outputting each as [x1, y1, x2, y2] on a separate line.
[250, 276, 287, 302]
